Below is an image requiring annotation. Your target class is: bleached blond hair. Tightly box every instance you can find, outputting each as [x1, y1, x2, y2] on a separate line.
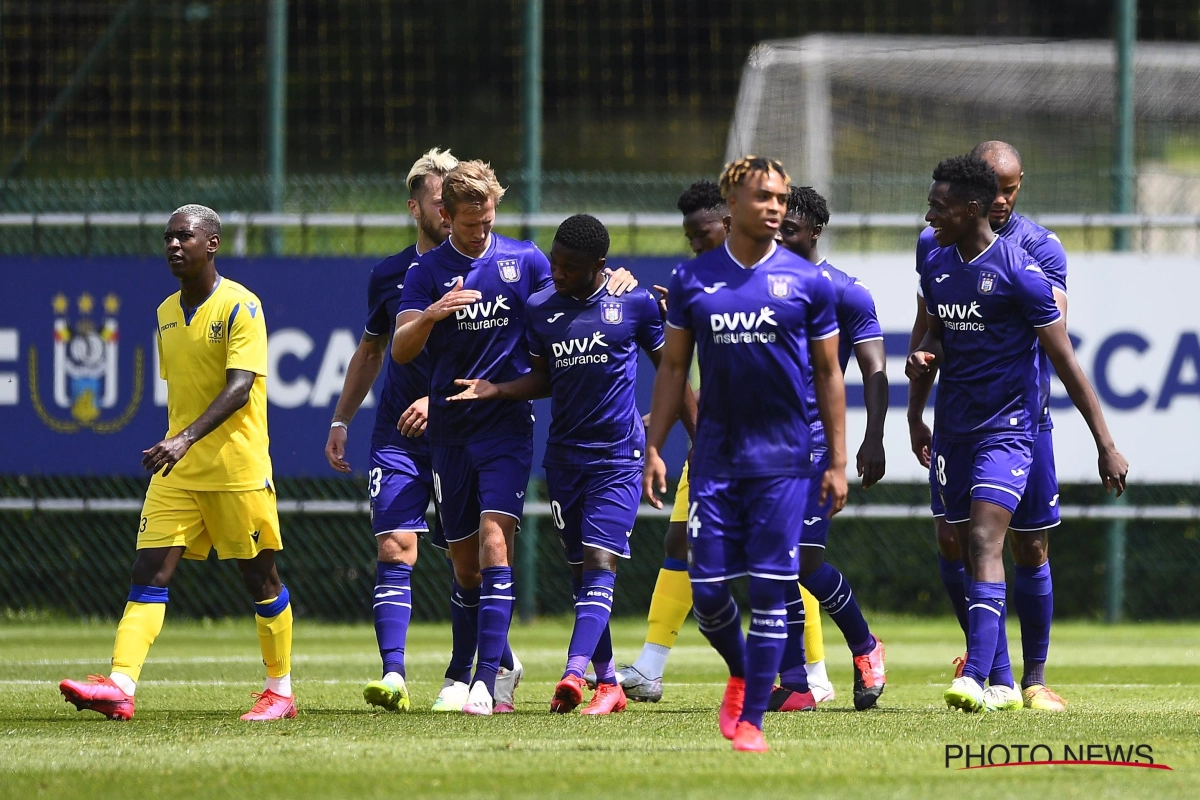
[441, 160, 507, 215]
[405, 147, 459, 197]
[170, 204, 221, 235]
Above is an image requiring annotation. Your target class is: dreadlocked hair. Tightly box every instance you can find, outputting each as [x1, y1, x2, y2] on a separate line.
[677, 180, 726, 216]
[718, 155, 790, 199]
[787, 186, 830, 228]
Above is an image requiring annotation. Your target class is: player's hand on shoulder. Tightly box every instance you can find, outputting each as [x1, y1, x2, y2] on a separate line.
[1099, 446, 1129, 497]
[908, 419, 932, 468]
[423, 276, 481, 322]
[652, 284, 670, 320]
[642, 449, 668, 509]
[325, 425, 351, 472]
[398, 396, 429, 437]
[142, 434, 191, 476]
[820, 465, 848, 518]
[905, 350, 937, 381]
[604, 267, 638, 296]
[857, 435, 886, 489]
[448, 379, 498, 402]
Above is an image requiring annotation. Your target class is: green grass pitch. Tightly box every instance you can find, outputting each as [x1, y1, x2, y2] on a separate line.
[1, 616, 1197, 799]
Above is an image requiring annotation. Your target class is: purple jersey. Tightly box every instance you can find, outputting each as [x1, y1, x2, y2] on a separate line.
[919, 236, 1061, 441]
[807, 259, 883, 447]
[399, 234, 552, 445]
[918, 212, 1067, 430]
[666, 242, 839, 479]
[526, 281, 664, 470]
[364, 245, 432, 453]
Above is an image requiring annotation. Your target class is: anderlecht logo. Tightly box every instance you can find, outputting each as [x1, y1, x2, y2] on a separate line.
[497, 259, 521, 283]
[978, 271, 998, 295]
[768, 274, 791, 298]
[601, 301, 623, 325]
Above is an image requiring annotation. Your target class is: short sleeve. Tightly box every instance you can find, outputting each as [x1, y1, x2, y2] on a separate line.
[226, 296, 268, 375]
[915, 229, 936, 276]
[364, 264, 390, 336]
[525, 320, 545, 358]
[529, 246, 553, 293]
[398, 259, 436, 315]
[664, 266, 689, 331]
[838, 280, 883, 345]
[807, 271, 839, 340]
[156, 326, 167, 380]
[635, 290, 665, 351]
[1013, 259, 1062, 329]
[1027, 233, 1068, 293]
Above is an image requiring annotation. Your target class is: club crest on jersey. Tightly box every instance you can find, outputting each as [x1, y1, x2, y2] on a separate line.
[767, 274, 791, 298]
[497, 258, 520, 283]
[977, 271, 998, 295]
[208, 320, 224, 343]
[601, 300, 623, 325]
[28, 291, 144, 433]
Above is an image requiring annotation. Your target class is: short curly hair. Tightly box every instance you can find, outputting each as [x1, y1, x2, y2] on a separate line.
[718, 155, 790, 199]
[786, 186, 830, 228]
[932, 154, 999, 209]
[677, 180, 726, 216]
[170, 204, 221, 236]
[553, 213, 610, 260]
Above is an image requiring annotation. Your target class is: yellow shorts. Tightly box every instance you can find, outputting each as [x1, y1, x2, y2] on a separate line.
[669, 461, 690, 524]
[138, 482, 282, 561]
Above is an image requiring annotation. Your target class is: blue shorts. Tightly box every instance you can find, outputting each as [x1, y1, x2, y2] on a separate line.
[930, 434, 1034, 523]
[800, 446, 832, 549]
[929, 429, 1060, 531]
[687, 473, 809, 583]
[369, 445, 445, 549]
[545, 466, 642, 564]
[432, 435, 533, 544]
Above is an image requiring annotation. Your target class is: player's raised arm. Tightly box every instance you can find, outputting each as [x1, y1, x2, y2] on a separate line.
[644, 323, 694, 508]
[392, 275, 482, 364]
[325, 331, 387, 472]
[1035, 319, 1128, 495]
[142, 368, 255, 476]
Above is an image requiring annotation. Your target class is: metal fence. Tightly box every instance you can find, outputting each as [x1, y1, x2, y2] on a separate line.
[3, 476, 1198, 623]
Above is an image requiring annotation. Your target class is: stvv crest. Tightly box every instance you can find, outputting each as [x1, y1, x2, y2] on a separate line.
[28, 292, 143, 433]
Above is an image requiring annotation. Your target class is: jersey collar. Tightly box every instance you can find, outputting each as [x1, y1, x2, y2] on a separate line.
[448, 233, 494, 262]
[180, 275, 222, 326]
[724, 239, 777, 270]
[955, 234, 999, 265]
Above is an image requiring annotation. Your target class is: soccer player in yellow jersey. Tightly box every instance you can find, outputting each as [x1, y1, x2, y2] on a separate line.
[60, 205, 295, 722]
[605, 182, 832, 704]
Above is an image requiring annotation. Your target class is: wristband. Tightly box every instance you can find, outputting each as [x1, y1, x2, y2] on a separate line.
[330, 421, 349, 431]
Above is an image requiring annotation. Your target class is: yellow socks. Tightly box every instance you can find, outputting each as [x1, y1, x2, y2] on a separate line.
[255, 586, 293, 693]
[110, 586, 169, 689]
[645, 562, 693, 649]
[801, 585, 825, 665]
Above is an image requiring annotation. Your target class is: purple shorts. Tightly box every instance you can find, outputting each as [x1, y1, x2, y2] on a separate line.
[687, 473, 809, 583]
[930, 433, 1034, 522]
[929, 428, 1059, 530]
[369, 445, 445, 549]
[432, 435, 533, 544]
[800, 446, 832, 549]
[545, 466, 642, 564]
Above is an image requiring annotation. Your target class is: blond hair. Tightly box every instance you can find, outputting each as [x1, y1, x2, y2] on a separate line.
[718, 155, 790, 199]
[406, 147, 459, 197]
[441, 160, 507, 215]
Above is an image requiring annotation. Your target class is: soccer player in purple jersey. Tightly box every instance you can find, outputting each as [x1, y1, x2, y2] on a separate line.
[325, 148, 515, 713]
[774, 186, 889, 711]
[908, 141, 1072, 710]
[908, 154, 1127, 713]
[450, 214, 684, 715]
[393, 162, 636, 716]
[645, 156, 849, 752]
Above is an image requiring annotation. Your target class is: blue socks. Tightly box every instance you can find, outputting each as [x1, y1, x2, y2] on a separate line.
[447, 577, 478, 684]
[565, 570, 617, 682]
[962, 580, 1006, 687]
[691, 582, 745, 678]
[803, 562, 874, 656]
[1015, 561, 1053, 688]
[473, 566, 515, 695]
[938, 555, 970, 638]
[373, 562, 412, 678]
[988, 597, 1015, 688]
[778, 580, 809, 692]
[743, 578, 788, 728]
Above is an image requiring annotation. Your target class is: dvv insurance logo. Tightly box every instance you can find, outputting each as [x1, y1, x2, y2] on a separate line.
[945, 742, 1172, 771]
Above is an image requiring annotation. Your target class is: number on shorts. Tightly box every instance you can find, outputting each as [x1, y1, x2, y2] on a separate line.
[368, 467, 383, 498]
[687, 501, 702, 539]
[139, 516, 147, 533]
[550, 500, 565, 530]
[433, 471, 443, 504]
[935, 454, 948, 487]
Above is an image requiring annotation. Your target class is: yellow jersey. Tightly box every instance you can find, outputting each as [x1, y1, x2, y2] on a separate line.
[153, 276, 272, 491]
